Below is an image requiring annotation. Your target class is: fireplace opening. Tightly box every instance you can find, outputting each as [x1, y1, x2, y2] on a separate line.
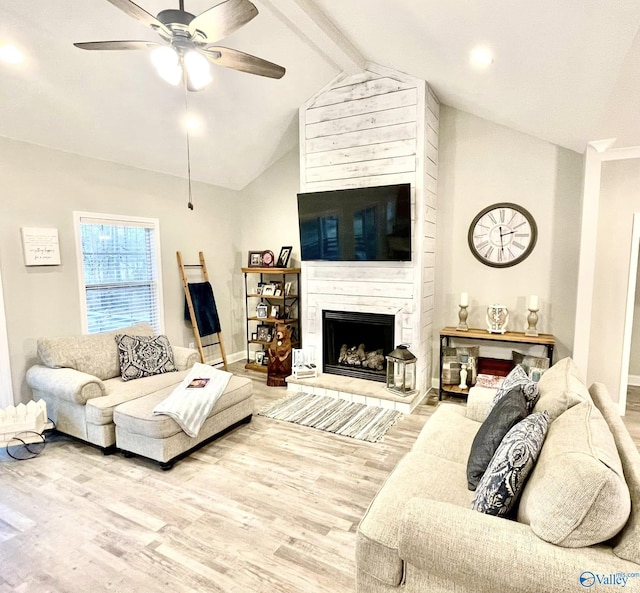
[322, 310, 395, 382]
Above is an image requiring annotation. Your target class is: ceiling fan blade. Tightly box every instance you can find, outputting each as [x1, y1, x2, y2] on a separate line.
[202, 46, 285, 79]
[74, 40, 160, 51]
[105, 0, 172, 37]
[189, 0, 258, 43]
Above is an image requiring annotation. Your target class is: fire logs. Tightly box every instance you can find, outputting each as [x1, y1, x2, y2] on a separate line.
[338, 343, 384, 371]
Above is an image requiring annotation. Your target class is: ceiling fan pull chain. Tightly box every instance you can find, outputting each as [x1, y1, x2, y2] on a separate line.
[183, 83, 194, 210]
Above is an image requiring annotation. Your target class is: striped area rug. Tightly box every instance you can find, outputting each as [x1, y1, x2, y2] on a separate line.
[258, 391, 403, 443]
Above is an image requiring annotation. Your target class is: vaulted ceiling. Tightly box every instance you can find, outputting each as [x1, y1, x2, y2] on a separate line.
[2, 0, 640, 190]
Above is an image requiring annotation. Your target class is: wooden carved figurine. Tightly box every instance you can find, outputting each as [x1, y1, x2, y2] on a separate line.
[267, 323, 292, 387]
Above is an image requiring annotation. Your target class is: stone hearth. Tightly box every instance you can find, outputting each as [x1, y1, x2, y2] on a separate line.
[286, 373, 424, 414]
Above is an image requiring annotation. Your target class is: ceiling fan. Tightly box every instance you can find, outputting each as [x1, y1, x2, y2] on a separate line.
[74, 0, 285, 91]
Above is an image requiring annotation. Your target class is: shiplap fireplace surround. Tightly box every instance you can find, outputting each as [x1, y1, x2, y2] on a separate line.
[287, 65, 438, 414]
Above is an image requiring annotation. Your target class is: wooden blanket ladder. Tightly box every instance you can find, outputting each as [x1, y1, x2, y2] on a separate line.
[177, 251, 228, 370]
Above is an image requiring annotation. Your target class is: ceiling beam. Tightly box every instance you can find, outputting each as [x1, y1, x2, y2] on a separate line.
[259, 0, 365, 74]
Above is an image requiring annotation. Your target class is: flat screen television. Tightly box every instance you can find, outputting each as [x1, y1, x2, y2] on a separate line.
[297, 183, 412, 262]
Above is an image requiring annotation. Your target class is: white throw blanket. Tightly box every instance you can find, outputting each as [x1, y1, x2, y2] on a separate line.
[153, 363, 232, 437]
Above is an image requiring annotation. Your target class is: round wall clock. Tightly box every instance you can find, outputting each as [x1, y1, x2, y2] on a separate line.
[467, 202, 538, 268]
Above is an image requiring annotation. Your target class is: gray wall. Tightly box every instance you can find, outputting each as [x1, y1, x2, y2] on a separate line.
[0, 103, 586, 403]
[434, 106, 584, 371]
[631, 250, 640, 379]
[0, 136, 243, 402]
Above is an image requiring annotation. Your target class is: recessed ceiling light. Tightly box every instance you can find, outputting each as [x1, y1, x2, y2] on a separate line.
[184, 115, 202, 132]
[470, 46, 494, 69]
[0, 44, 24, 65]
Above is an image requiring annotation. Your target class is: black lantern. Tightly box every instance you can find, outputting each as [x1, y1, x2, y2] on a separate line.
[386, 345, 417, 396]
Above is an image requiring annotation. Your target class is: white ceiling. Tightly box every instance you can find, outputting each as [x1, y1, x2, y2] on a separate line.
[2, 0, 640, 190]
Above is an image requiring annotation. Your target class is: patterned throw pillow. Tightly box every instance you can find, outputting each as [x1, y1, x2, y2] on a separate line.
[491, 365, 539, 411]
[472, 411, 550, 517]
[115, 334, 177, 381]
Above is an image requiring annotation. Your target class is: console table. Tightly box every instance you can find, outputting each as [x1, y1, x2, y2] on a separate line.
[439, 327, 556, 400]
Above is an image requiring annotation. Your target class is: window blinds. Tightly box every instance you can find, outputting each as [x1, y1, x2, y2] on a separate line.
[78, 216, 162, 334]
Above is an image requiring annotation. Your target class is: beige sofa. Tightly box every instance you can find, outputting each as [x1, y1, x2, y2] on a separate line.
[25, 323, 200, 452]
[356, 358, 640, 593]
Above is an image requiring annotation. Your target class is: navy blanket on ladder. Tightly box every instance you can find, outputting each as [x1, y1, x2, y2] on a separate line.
[184, 282, 222, 337]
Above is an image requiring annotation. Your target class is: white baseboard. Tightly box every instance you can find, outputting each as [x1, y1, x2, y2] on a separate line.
[205, 350, 245, 366]
[628, 374, 640, 387]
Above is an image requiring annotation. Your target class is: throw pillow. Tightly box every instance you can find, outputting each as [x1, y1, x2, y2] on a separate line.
[532, 357, 591, 421]
[472, 411, 549, 517]
[490, 365, 539, 412]
[115, 334, 177, 381]
[467, 387, 529, 490]
[512, 351, 550, 374]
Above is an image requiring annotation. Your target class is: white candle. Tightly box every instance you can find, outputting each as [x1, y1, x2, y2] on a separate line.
[529, 295, 539, 310]
[460, 292, 469, 307]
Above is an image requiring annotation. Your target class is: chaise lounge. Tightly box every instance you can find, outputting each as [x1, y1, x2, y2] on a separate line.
[25, 322, 254, 468]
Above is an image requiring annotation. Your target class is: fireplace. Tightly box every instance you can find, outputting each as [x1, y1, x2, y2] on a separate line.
[322, 310, 395, 382]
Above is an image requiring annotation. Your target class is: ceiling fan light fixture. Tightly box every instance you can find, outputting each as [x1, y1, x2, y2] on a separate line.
[150, 45, 182, 85]
[184, 50, 212, 90]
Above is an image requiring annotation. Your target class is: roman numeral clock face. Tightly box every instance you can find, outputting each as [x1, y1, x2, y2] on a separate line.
[468, 203, 538, 268]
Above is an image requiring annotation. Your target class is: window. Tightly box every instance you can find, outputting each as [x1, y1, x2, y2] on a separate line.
[74, 212, 164, 334]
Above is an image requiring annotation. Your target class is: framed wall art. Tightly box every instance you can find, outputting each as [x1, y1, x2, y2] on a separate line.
[21, 227, 61, 266]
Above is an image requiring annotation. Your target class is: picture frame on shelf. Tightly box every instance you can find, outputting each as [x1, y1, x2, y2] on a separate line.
[270, 305, 280, 318]
[276, 246, 292, 268]
[284, 281, 292, 296]
[248, 251, 262, 267]
[255, 351, 265, 364]
[274, 289, 282, 297]
[256, 303, 268, 319]
[261, 250, 275, 267]
[262, 284, 276, 296]
[251, 332, 258, 341]
[257, 325, 270, 342]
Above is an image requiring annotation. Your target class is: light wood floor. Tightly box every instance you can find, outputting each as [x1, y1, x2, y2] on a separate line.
[0, 366, 638, 593]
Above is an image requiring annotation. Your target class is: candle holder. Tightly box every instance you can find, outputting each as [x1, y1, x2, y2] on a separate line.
[458, 362, 468, 390]
[525, 308, 539, 337]
[457, 305, 469, 331]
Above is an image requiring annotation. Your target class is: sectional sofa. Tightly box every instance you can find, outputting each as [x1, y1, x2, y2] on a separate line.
[356, 358, 640, 593]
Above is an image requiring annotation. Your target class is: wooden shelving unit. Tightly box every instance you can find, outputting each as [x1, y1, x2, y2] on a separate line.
[438, 327, 556, 400]
[242, 267, 301, 374]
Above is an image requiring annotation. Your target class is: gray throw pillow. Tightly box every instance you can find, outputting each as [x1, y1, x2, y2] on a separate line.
[491, 365, 539, 412]
[115, 334, 177, 381]
[472, 411, 550, 517]
[467, 387, 529, 490]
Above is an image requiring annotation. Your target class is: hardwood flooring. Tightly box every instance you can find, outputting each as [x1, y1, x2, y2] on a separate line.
[0, 364, 434, 593]
[0, 366, 638, 593]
